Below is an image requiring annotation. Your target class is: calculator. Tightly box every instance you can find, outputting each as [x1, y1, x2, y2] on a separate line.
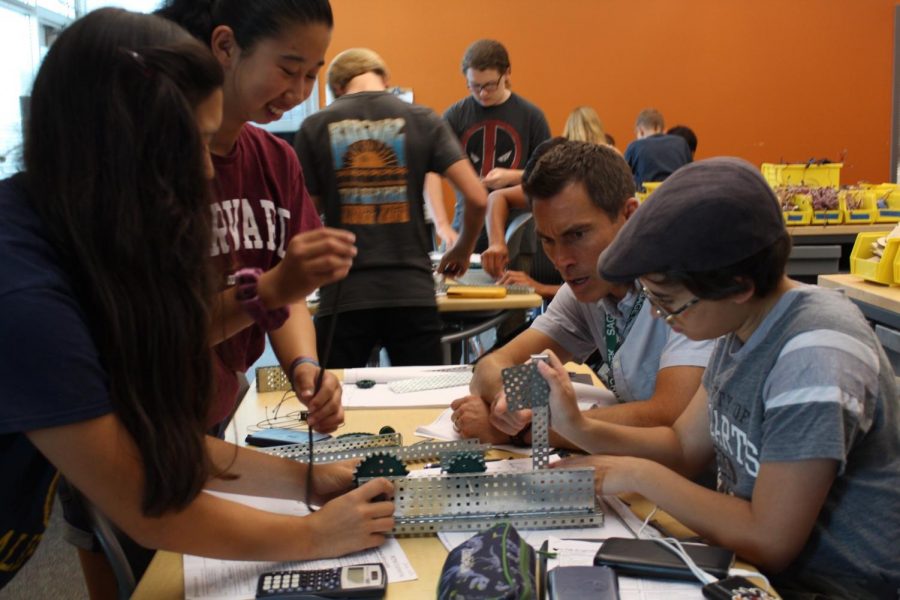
[255, 563, 386, 599]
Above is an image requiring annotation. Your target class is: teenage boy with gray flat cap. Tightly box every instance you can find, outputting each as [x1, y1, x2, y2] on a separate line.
[540, 157, 900, 598]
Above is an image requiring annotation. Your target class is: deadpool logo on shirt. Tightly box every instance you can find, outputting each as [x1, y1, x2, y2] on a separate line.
[460, 120, 523, 177]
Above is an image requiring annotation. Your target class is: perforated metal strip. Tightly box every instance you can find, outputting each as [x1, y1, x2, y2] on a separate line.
[256, 365, 292, 392]
[263, 436, 488, 464]
[359, 468, 602, 534]
[262, 433, 402, 459]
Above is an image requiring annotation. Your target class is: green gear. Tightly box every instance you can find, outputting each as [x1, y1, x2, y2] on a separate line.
[441, 451, 487, 474]
[353, 452, 409, 487]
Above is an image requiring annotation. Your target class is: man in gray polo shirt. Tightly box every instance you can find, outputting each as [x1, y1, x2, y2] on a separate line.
[450, 140, 713, 446]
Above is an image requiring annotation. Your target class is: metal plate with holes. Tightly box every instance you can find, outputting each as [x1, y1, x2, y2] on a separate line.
[359, 468, 602, 534]
[389, 511, 602, 535]
[531, 405, 551, 469]
[256, 365, 292, 392]
[262, 433, 402, 459]
[501, 362, 549, 410]
[263, 436, 488, 464]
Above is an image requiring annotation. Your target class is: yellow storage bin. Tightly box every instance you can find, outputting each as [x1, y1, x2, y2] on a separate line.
[810, 208, 842, 224]
[840, 189, 876, 224]
[875, 190, 900, 223]
[780, 192, 812, 225]
[761, 162, 842, 188]
[635, 191, 649, 204]
[850, 232, 898, 286]
[642, 181, 663, 195]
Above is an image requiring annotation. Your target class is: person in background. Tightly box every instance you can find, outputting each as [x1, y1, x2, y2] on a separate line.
[548, 157, 900, 598]
[480, 106, 613, 297]
[667, 124, 698, 158]
[562, 105, 608, 146]
[426, 39, 551, 252]
[294, 48, 486, 367]
[450, 141, 713, 447]
[0, 8, 393, 595]
[624, 108, 692, 189]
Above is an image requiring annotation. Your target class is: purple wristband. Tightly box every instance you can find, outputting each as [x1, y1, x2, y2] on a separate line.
[231, 268, 289, 331]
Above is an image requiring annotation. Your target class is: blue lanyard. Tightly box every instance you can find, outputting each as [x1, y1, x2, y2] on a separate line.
[600, 292, 645, 397]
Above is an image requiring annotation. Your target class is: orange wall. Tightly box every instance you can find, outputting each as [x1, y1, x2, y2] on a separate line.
[325, 0, 896, 185]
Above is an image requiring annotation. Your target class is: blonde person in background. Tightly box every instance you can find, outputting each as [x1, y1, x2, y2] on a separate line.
[480, 106, 613, 298]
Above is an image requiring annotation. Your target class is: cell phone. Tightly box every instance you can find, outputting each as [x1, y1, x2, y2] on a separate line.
[548, 565, 619, 600]
[245, 428, 331, 448]
[594, 537, 734, 581]
[702, 575, 777, 600]
[256, 563, 386, 599]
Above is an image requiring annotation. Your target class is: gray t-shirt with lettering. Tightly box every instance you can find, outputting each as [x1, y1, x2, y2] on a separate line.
[703, 285, 900, 594]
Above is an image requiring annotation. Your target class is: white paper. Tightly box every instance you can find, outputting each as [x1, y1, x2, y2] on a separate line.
[408, 455, 555, 477]
[343, 365, 470, 384]
[342, 383, 469, 409]
[183, 493, 416, 600]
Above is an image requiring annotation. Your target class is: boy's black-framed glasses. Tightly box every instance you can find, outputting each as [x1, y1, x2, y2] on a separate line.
[467, 74, 504, 93]
[641, 285, 700, 324]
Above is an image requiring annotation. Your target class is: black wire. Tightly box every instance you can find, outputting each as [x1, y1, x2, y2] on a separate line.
[305, 279, 343, 513]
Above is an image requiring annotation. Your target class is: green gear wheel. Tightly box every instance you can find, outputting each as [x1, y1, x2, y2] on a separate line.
[353, 452, 408, 487]
[441, 451, 487, 474]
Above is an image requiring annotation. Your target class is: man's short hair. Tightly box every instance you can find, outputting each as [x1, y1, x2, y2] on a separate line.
[522, 140, 636, 220]
[635, 108, 665, 131]
[461, 39, 510, 74]
[667, 125, 697, 154]
[327, 47, 389, 97]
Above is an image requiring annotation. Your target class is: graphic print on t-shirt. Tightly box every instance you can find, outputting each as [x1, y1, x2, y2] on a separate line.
[709, 387, 760, 493]
[460, 119, 523, 177]
[328, 118, 409, 225]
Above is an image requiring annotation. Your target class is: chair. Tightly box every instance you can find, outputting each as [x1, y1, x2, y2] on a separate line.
[63, 485, 149, 600]
[438, 213, 538, 364]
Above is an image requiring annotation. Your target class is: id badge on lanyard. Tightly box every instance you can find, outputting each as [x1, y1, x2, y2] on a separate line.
[598, 293, 645, 399]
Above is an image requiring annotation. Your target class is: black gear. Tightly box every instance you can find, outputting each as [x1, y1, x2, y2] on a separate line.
[353, 452, 408, 487]
[441, 451, 487, 474]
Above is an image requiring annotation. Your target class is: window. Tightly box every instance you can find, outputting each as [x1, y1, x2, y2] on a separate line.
[0, 1, 164, 177]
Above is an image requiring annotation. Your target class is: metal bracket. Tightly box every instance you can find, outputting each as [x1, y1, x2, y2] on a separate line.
[501, 356, 552, 469]
[256, 365, 292, 392]
[262, 435, 488, 464]
[359, 468, 602, 535]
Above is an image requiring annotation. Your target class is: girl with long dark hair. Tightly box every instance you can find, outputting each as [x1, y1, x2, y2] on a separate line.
[0, 7, 392, 592]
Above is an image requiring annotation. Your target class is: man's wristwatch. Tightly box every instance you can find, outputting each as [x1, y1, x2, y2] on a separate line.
[229, 268, 289, 331]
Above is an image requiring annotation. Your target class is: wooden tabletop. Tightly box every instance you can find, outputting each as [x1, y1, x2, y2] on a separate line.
[787, 223, 890, 237]
[306, 291, 543, 315]
[817, 273, 900, 313]
[133, 366, 772, 599]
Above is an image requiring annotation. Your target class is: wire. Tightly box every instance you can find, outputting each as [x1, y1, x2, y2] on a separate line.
[303, 279, 344, 513]
[637, 505, 718, 585]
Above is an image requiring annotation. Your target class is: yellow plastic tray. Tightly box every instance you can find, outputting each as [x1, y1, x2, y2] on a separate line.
[876, 190, 900, 223]
[445, 285, 507, 299]
[762, 162, 842, 188]
[782, 193, 812, 225]
[850, 232, 898, 285]
[642, 181, 663, 195]
[840, 189, 876, 224]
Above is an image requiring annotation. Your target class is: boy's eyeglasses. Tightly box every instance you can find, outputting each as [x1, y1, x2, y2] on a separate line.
[467, 74, 504, 94]
[641, 286, 700, 324]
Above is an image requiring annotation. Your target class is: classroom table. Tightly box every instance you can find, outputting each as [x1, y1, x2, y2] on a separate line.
[305, 290, 544, 315]
[133, 369, 772, 599]
[817, 273, 900, 330]
[787, 223, 890, 243]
